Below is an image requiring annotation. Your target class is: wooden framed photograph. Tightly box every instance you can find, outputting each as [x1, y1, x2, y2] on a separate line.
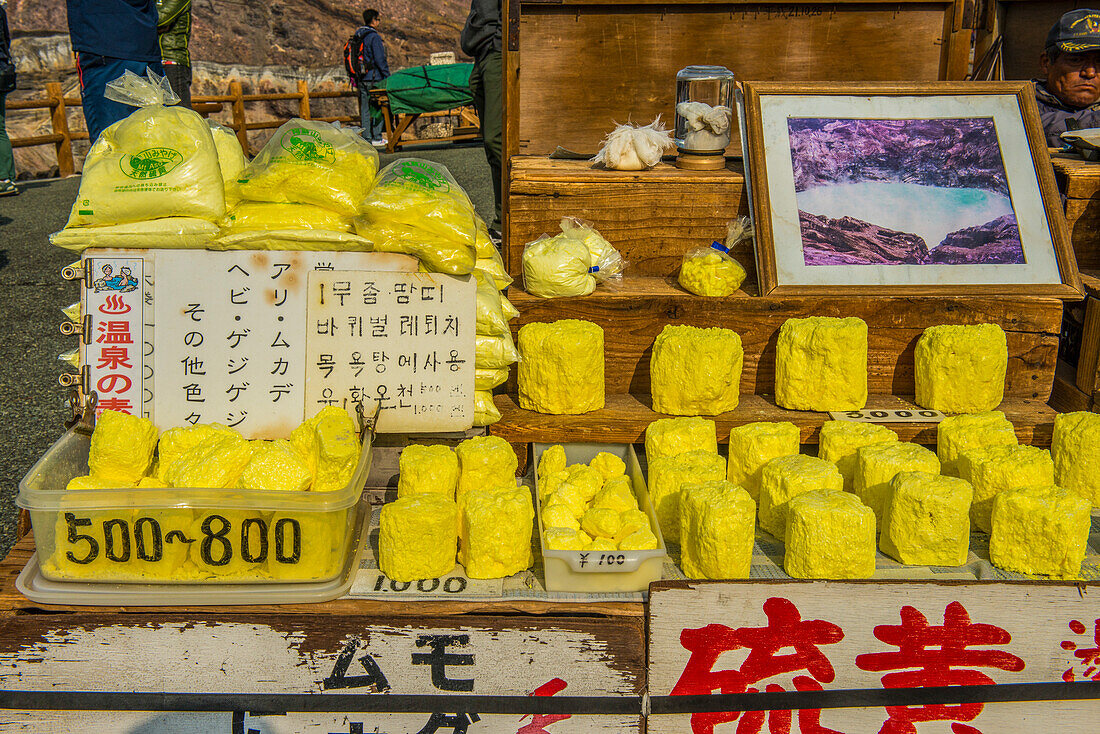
[740, 82, 1082, 298]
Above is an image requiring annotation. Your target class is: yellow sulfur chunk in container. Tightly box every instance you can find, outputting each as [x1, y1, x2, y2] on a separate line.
[645, 417, 718, 460]
[157, 423, 242, 479]
[238, 440, 312, 492]
[758, 454, 843, 540]
[879, 471, 973, 566]
[547, 484, 588, 519]
[267, 510, 347, 581]
[590, 452, 626, 480]
[289, 406, 349, 475]
[311, 410, 360, 492]
[67, 475, 128, 490]
[990, 485, 1091, 579]
[616, 508, 652, 541]
[459, 485, 534, 579]
[517, 320, 605, 414]
[647, 450, 726, 543]
[565, 464, 605, 503]
[88, 410, 159, 485]
[854, 442, 940, 530]
[959, 444, 1054, 533]
[538, 470, 568, 502]
[915, 324, 1008, 413]
[379, 494, 459, 582]
[650, 325, 743, 416]
[727, 422, 800, 501]
[455, 435, 518, 508]
[581, 507, 622, 539]
[1052, 411, 1100, 507]
[544, 527, 590, 550]
[538, 444, 567, 480]
[187, 511, 263, 579]
[398, 444, 459, 499]
[775, 317, 868, 411]
[818, 421, 899, 493]
[619, 528, 660, 550]
[588, 537, 618, 551]
[937, 411, 1018, 478]
[679, 480, 756, 580]
[593, 479, 637, 513]
[542, 503, 580, 532]
[785, 490, 876, 579]
[164, 434, 254, 489]
[678, 250, 747, 297]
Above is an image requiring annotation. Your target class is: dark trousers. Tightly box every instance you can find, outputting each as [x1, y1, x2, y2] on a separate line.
[0, 93, 15, 181]
[469, 49, 502, 230]
[163, 62, 192, 109]
[76, 53, 163, 142]
[358, 82, 384, 140]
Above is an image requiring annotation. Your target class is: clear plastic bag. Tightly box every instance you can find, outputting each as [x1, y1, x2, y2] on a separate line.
[208, 121, 247, 206]
[65, 69, 225, 228]
[475, 272, 510, 337]
[591, 117, 675, 171]
[475, 331, 520, 369]
[521, 234, 596, 298]
[209, 229, 372, 252]
[51, 217, 219, 251]
[558, 217, 625, 280]
[235, 118, 379, 215]
[474, 215, 512, 289]
[473, 390, 502, 426]
[219, 201, 353, 233]
[500, 294, 520, 320]
[475, 367, 510, 390]
[677, 240, 747, 297]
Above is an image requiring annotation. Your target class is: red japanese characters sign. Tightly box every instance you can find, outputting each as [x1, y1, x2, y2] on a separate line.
[83, 256, 146, 417]
[648, 581, 1100, 734]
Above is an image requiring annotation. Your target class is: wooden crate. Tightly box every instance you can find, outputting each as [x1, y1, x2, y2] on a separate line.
[1052, 156, 1100, 273]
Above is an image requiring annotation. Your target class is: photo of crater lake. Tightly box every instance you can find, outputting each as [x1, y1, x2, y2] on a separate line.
[787, 117, 1026, 266]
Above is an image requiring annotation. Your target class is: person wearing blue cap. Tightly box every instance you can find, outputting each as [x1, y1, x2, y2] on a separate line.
[1036, 9, 1100, 146]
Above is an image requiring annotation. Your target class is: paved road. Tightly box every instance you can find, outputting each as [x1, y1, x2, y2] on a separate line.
[0, 142, 493, 559]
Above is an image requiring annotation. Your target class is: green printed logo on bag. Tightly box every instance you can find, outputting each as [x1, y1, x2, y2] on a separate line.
[280, 127, 336, 164]
[393, 160, 450, 192]
[120, 147, 184, 180]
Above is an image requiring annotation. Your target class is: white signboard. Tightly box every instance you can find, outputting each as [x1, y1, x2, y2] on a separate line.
[82, 255, 147, 417]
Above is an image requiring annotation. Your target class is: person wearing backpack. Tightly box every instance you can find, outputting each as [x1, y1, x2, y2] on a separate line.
[344, 8, 389, 146]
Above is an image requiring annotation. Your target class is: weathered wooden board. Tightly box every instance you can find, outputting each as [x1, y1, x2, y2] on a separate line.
[999, 0, 1078, 81]
[647, 579, 1100, 733]
[506, 279, 1062, 397]
[1059, 198, 1100, 273]
[1077, 295, 1100, 398]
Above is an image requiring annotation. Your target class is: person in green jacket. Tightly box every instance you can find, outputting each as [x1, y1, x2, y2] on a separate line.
[156, 0, 192, 108]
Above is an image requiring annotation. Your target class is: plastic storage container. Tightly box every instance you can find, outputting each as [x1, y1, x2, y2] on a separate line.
[673, 65, 736, 154]
[17, 427, 372, 587]
[534, 442, 667, 592]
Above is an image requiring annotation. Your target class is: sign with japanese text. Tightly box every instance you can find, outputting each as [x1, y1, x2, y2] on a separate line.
[648, 580, 1100, 734]
[305, 271, 475, 433]
[82, 255, 146, 417]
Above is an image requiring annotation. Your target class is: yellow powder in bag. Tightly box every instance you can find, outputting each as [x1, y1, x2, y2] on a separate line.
[219, 201, 353, 233]
[208, 120, 247, 205]
[522, 235, 596, 298]
[50, 217, 218, 252]
[473, 390, 502, 427]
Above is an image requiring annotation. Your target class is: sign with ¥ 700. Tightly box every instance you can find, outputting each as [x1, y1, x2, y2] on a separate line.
[829, 408, 946, 423]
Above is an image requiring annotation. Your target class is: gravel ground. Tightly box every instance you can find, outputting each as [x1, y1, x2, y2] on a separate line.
[0, 141, 493, 560]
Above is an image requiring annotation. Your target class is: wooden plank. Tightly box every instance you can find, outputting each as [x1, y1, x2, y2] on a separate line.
[1051, 155, 1100, 200]
[1052, 361, 1095, 414]
[490, 393, 1058, 447]
[1062, 198, 1100, 272]
[647, 580, 1100, 733]
[506, 279, 1062, 397]
[1078, 295, 1100, 396]
[999, 0, 1077, 81]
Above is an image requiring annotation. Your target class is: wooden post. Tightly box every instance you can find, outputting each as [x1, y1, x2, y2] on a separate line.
[46, 82, 75, 177]
[229, 80, 249, 154]
[297, 80, 311, 120]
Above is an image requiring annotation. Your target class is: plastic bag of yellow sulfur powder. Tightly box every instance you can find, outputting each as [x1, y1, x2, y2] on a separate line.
[65, 70, 226, 228]
[236, 118, 379, 215]
[50, 217, 219, 251]
[208, 121, 247, 206]
[211, 202, 369, 252]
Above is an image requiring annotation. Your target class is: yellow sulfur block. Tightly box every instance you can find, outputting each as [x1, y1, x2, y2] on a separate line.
[455, 435, 518, 507]
[616, 509, 652, 541]
[727, 422, 801, 501]
[592, 479, 638, 513]
[565, 464, 605, 503]
[915, 324, 1008, 413]
[67, 475, 128, 490]
[544, 527, 589, 550]
[990, 485, 1091, 579]
[310, 410, 360, 492]
[651, 325, 743, 416]
[289, 406, 351, 474]
[818, 421, 899, 493]
[937, 411, 1018, 478]
[157, 423, 242, 479]
[618, 528, 659, 550]
[785, 490, 876, 579]
[238, 440, 312, 492]
[517, 320, 605, 414]
[679, 480, 756, 579]
[538, 470, 569, 502]
[164, 434, 254, 489]
[88, 409, 159, 485]
[645, 417, 718, 460]
[854, 442, 941, 530]
[1052, 411, 1100, 507]
[459, 485, 534, 579]
[581, 507, 622, 539]
[648, 450, 726, 543]
[541, 503, 580, 531]
[547, 484, 588, 519]
[398, 444, 459, 500]
[758, 455, 844, 540]
[879, 471, 973, 566]
[379, 494, 458, 582]
[537, 445, 567, 479]
[960, 444, 1054, 533]
[775, 317, 868, 411]
[590, 452, 626, 480]
[136, 476, 166, 488]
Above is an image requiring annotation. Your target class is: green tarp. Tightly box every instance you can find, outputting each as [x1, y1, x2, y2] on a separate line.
[380, 63, 474, 115]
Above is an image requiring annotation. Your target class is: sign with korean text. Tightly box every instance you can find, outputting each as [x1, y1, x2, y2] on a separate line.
[82, 255, 146, 417]
[648, 580, 1100, 734]
[305, 271, 475, 433]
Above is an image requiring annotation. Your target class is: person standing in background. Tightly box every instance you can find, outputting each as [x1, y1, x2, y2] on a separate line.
[156, 0, 192, 108]
[344, 8, 389, 146]
[461, 0, 502, 236]
[0, 0, 18, 196]
[66, 0, 162, 142]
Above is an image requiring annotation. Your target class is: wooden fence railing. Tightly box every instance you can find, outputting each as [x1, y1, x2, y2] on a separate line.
[7, 79, 358, 176]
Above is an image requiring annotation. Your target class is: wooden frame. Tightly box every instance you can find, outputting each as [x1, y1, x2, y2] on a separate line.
[741, 81, 1082, 299]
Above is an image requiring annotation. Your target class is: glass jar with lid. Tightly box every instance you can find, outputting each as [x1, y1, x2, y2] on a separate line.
[674, 65, 735, 159]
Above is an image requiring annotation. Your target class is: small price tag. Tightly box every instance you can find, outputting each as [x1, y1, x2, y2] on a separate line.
[359, 571, 502, 598]
[829, 408, 946, 423]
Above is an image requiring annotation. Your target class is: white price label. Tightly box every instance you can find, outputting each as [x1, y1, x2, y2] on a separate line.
[828, 408, 946, 423]
[359, 571, 502, 598]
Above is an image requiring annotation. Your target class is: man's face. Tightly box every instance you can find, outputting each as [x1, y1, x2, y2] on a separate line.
[1042, 49, 1100, 108]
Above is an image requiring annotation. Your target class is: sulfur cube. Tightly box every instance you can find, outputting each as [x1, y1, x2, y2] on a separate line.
[581, 507, 622, 538]
[854, 443, 941, 530]
[818, 422, 899, 492]
[590, 452, 626, 480]
[541, 503, 580, 531]
[915, 324, 1008, 413]
[648, 450, 726, 543]
[238, 440, 312, 492]
[455, 435, 518, 507]
[645, 417, 718, 460]
[619, 528, 660, 550]
[289, 406, 350, 474]
[650, 325, 743, 415]
[937, 411, 1018, 477]
[544, 527, 589, 550]
[1052, 411, 1100, 507]
[784, 490, 877, 579]
[311, 410, 361, 492]
[88, 409, 159, 485]
[679, 481, 756, 579]
[758, 455, 844, 540]
[398, 444, 459, 499]
[458, 485, 534, 579]
[537, 445, 567, 479]
[989, 485, 1091, 579]
[727, 422, 801, 501]
[164, 434, 254, 488]
[775, 317, 868, 411]
[157, 423, 241, 478]
[960, 444, 1054, 533]
[879, 471, 973, 566]
[517, 320, 605, 414]
[379, 494, 459, 582]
